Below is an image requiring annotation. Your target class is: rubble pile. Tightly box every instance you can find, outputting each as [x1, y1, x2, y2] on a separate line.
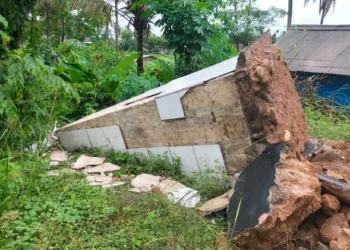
[221, 31, 350, 250]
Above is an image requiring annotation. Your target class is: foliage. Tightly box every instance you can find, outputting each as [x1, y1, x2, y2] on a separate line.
[151, 0, 216, 76]
[119, 29, 137, 51]
[0, 152, 225, 249]
[144, 35, 169, 54]
[304, 0, 337, 24]
[220, 0, 287, 47]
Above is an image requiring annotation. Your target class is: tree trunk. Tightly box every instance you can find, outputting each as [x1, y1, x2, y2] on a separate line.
[61, 15, 65, 42]
[136, 23, 144, 75]
[287, 0, 293, 28]
[45, 3, 51, 40]
[320, 11, 325, 24]
[114, 0, 119, 51]
[244, 0, 252, 46]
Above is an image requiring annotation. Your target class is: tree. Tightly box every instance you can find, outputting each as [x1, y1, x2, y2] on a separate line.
[151, 0, 215, 76]
[220, 0, 286, 48]
[287, 0, 293, 28]
[0, 0, 37, 49]
[304, 0, 337, 24]
[118, 0, 154, 75]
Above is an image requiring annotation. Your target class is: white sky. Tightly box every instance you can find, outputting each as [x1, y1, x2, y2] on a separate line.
[111, 0, 350, 37]
[258, 0, 350, 36]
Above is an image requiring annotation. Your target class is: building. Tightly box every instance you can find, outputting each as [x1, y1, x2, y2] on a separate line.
[276, 25, 350, 106]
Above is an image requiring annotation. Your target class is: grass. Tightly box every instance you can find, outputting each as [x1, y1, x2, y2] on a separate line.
[0, 150, 229, 250]
[305, 106, 350, 141]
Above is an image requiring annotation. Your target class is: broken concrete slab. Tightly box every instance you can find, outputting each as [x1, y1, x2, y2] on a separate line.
[84, 163, 121, 174]
[72, 155, 105, 170]
[86, 175, 113, 186]
[130, 174, 161, 192]
[167, 187, 200, 208]
[50, 151, 68, 162]
[101, 182, 127, 188]
[198, 189, 234, 216]
[158, 179, 187, 195]
[319, 174, 350, 205]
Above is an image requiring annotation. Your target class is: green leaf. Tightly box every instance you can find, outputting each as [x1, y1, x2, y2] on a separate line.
[111, 53, 139, 76]
[0, 15, 8, 29]
[0, 30, 10, 42]
[157, 59, 174, 83]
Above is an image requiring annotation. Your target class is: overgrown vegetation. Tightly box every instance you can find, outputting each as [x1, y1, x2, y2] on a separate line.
[0, 151, 228, 249]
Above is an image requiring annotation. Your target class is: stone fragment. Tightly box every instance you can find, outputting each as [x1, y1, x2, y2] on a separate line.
[321, 145, 333, 153]
[86, 175, 113, 186]
[130, 174, 161, 192]
[158, 179, 187, 195]
[320, 213, 349, 244]
[346, 212, 350, 223]
[101, 182, 127, 188]
[259, 90, 273, 103]
[315, 242, 329, 250]
[72, 155, 105, 170]
[341, 205, 350, 214]
[320, 176, 350, 205]
[314, 211, 328, 228]
[50, 151, 68, 162]
[235, 68, 248, 79]
[84, 163, 121, 174]
[255, 66, 264, 82]
[269, 107, 278, 125]
[304, 140, 323, 160]
[326, 170, 345, 181]
[312, 150, 344, 163]
[321, 194, 341, 216]
[198, 189, 234, 216]
[283, 130, 292, 143]
[329, 228, 350, 250]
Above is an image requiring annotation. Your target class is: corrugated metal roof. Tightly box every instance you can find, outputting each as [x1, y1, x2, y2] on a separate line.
[277, 25, 350, 76]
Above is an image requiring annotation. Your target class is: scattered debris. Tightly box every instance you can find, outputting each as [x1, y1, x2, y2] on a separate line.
[131, 174, 161, 192]
[312, 149, 345, 163]
[49, 161, 59, 167]
[84, 163, 121, 174]
[320, 213, 349, 244]
[50, 151, 68, 162]
[158, 179, 187, 195]
[329, 228, 350, 250]
[319, 174, 350, 205]
[198, 189, 234, 216]
[86, 175, 113, 186]
[72, 155, 105, 170]
[321, 194, 341, 216]
[47, 170, 60, 176]
[102, 182, 127, 188]
[167, 187, 200, 208]
[304, 140, 324, 160]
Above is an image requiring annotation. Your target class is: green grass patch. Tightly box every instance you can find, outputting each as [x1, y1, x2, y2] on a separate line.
[305, 107, 350, 141]
[1, 151, 229, 250]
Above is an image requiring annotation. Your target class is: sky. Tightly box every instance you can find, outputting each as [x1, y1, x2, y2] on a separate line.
[111, 0, 350, 37]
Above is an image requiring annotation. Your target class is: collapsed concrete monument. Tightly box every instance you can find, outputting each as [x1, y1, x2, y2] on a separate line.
[59, 31, 307, 179]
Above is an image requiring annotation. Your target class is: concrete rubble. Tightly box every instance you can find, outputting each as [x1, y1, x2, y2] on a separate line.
[198, 189, 234, 216]
[72, 155, 105, 170]
[221, 31, 350, 250]
[50, 151, 68, 162]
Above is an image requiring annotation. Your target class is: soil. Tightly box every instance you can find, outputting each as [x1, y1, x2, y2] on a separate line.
[235, 31, 309, 158]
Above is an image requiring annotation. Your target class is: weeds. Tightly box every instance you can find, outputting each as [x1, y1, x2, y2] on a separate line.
[0, 152, 225, 249]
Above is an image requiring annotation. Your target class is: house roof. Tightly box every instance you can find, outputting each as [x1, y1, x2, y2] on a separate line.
[276, 25, 350, 76]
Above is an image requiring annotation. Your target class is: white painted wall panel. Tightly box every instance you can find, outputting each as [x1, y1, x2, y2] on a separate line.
[147, 147, 172, 161]
[102, 126, 126, 150]
[59, 131, 76, 151]
[72, 129, 91, 148]
[170, 146, 200, 175]
[193, 145, 226, 173]
[86, 128, 108, 148]
[156, 92, 185, 120]
[127, 148, 150, 158]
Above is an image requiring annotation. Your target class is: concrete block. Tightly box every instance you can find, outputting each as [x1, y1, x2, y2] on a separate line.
[86, 128, 108, 148]
[128, 148, 150, 158]
[59, 131, 76, 151]
[72, 129, 91, 148]
[156, 92, 185, 120]
[193, 144, 226, 173]
[102, 126, 126, 150]
[170, 146, 200, 175]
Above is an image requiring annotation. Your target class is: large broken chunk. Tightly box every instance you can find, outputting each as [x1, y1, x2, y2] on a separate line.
[227, 142, 285, 240]
[235, 31, 308, 158]
[229, 156, 321, 249]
